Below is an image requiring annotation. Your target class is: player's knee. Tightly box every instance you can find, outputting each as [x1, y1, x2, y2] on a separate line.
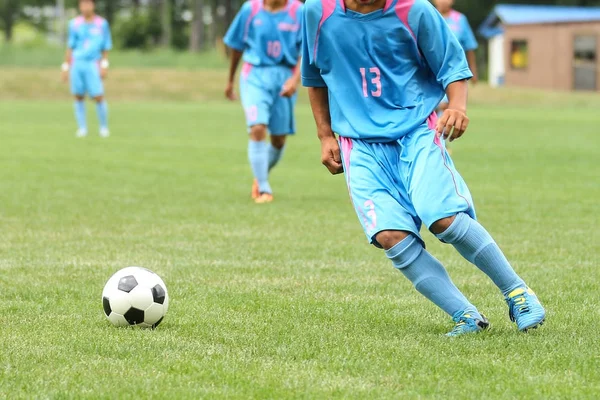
[429, 215, 457, 235]
[249, 125, 267, 141]
[270, 135, 286, 149]
[93, 96, 104, 103]
[375, 230, 411, 251]
[75, 95, 85, 101]
[384, 234, 424, 270]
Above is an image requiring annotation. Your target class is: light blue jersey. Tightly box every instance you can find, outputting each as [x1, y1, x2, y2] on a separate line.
[444, 9, 478, 52]
[224, 0, 303, 68]
[302, 0, 472, 142]
[68, 15, 112, 62]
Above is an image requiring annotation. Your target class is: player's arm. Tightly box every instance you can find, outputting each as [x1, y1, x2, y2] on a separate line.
[280, 57, 302, 98]
[225, 49, 243, 101]
[301, 4, 342, 175]
[223, 4, 250, 101]
[442, 80, 469, 142]
[308, 87, 342, 175]
[62, 22, 76, 82]
[100, 21, 113, 79]
[410, 0, 473, 141]
[466, 51, 478, 85]
[100, 50, 110, 79]
[462, 15, 479, 84]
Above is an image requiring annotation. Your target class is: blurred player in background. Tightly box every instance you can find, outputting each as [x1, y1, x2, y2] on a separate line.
[302, 0, 545, 336]
[61, 0, 112, 138]
[434, 0, 478, 120]
[224, 0, 304, 204]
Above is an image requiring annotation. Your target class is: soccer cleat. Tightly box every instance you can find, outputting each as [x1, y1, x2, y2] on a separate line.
[506, 287, 546, 332]
[251, 179, 260, 199]
[100, 127, 110, 138]
[446, 312, 490, 337]
[254, 193, 274, 204]
[76, 129, 88, 138]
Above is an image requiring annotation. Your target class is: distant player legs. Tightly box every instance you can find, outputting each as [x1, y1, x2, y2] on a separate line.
[248, 124, 272, 200]
[73, 94, 87, 137]
[93, 94, 109, 137]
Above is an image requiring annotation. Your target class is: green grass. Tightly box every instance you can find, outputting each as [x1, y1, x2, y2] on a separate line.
[0, 46, 228, 69]
[1, 86, 599, 398]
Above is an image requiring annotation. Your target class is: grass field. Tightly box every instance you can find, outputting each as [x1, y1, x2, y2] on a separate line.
[1, 76, 599, 399]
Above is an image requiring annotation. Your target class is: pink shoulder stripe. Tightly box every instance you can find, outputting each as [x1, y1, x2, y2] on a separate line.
[244, 0, 263, 41]
[449, 9, 461, 22]
[74, 16, 84, 27]
[314, 0, 337, 58]
[288, 0, 302, 21]
[383, 0, 395, 12]
[394, 0, 416, 42]
[94, 16, 104, 28]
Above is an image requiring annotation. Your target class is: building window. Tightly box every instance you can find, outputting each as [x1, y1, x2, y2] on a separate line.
[573, 35, 597, 91]
[510, 40, 529, 70]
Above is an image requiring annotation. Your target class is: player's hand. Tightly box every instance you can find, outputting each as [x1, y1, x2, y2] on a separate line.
[100, 67, 108, 80]
[320, 136, 343, 175]
[436, 108, 469, 142]
[61, 70, 69, 83]
[225, 82, 237, 101]
[280, 78, 298, 98]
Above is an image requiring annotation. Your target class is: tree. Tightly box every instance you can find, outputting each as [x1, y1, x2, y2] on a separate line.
[0, 0, 20, 42]
[160, 0, 172, 47]
[189, 0, 204, 52]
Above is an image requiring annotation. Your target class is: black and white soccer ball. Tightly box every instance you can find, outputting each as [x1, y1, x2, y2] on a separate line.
[102, 267, 169, 329]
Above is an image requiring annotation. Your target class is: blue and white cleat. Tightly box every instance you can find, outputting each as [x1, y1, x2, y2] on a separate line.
[446, 312, 490, 337]
[506, 287, 546, 331]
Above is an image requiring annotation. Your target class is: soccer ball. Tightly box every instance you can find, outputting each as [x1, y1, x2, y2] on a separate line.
[102, 266, 169, 329]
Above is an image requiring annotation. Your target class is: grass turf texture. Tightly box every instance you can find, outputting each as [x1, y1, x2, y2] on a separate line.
[1, 82, 599, 398]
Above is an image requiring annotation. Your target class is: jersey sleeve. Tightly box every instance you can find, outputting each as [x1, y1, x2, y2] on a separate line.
[301, 0, 326, 88]
[68, 21, 77, 49]
[296, 5, 305, 52]
[103, 20, 113, 51]
[223, 3, 251, 52]
[409, 0, 472, 89]
[459, 15, 478, 52]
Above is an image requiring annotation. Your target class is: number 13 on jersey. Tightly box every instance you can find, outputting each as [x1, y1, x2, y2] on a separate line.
[360, 67, 381, 98]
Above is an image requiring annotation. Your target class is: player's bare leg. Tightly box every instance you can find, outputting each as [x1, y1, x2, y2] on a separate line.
[269, 135, 286, 171]
[93, 95, 109, 137]
[248, 124, 273, 203]
[74, 95, 87, 137]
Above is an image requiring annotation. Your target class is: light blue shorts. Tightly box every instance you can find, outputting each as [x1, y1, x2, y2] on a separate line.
[339, 116, 476, 247]
[239, 64, 297, 136]
[70, 60, 104, 98]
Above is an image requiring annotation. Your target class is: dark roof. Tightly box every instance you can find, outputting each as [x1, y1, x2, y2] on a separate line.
[479, 4, 600, 39]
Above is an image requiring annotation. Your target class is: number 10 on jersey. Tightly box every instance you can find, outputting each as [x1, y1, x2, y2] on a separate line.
[360, 67, 381, 98]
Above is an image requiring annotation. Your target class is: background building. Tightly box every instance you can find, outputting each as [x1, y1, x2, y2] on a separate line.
[480, 5, 600, 91]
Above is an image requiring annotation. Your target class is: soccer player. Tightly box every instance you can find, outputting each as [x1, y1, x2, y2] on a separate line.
[302, 0, 546, 336]
[224, 0, 304, 204]
[61, 0, 112, 138]
[434, 0, 478, 115]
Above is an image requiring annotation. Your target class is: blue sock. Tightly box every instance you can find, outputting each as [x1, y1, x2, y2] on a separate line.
[96, 101, 108, 130]
[248, 140, 271, 194]
[386, 235, 481, 318]
[436, 213, 526, 296]
[74, 101, 86, 131]
[268, 144, 285, 171]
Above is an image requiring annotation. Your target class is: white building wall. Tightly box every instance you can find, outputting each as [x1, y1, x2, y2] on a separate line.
[488, 34, 505, 87]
